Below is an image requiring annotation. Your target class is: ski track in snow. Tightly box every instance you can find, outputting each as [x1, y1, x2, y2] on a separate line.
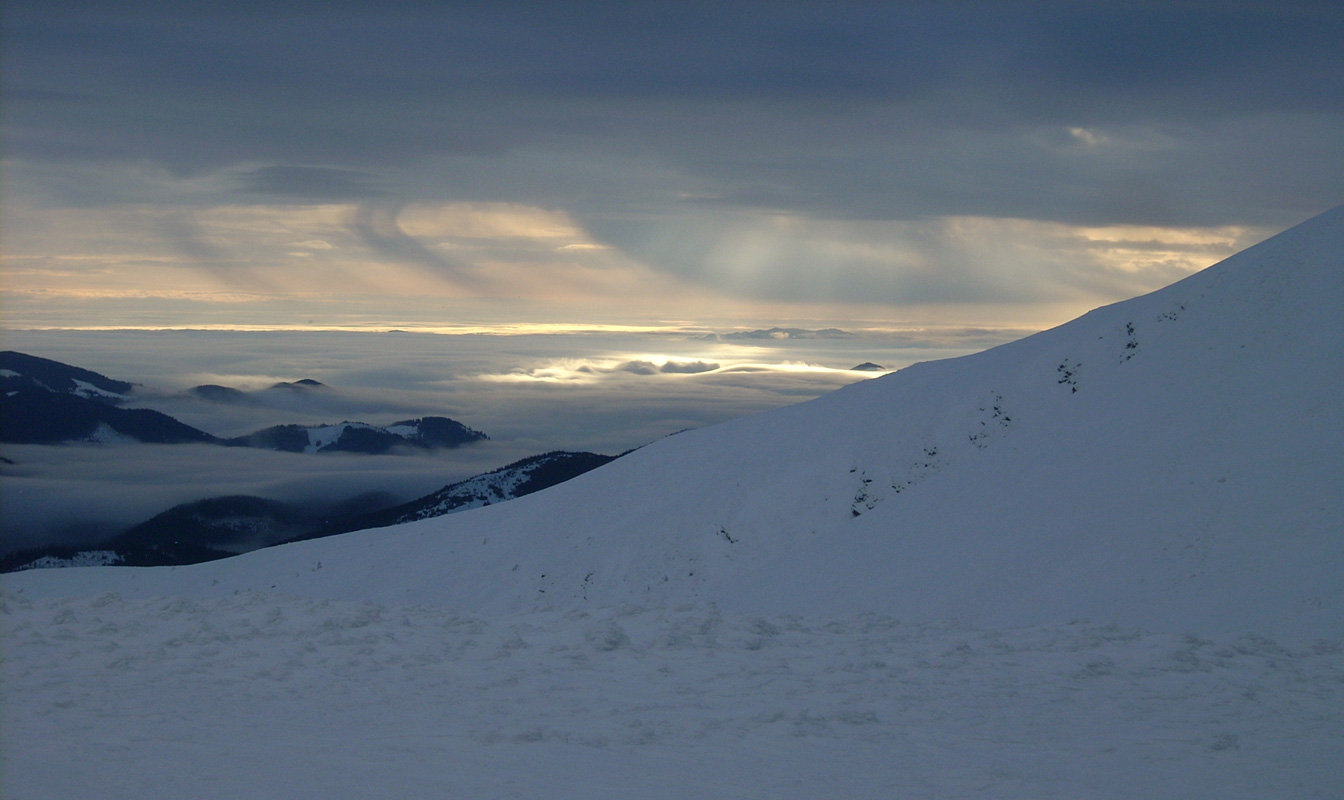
[3, 590, 1342, 800]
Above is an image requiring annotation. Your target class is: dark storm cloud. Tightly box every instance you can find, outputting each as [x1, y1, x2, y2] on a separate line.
[10, 2, 1339, 113]
[4, 1, 1340, 223]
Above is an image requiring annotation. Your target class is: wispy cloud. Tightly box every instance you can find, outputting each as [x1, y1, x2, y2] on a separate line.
[347, 201, 480, 288]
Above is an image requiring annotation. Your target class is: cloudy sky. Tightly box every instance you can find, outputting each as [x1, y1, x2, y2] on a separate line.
[4, 1, 1340, 333]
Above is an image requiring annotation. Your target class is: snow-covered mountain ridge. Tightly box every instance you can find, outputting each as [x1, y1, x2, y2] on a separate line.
[7, 206, 1343, 639]
[224, 416, 487, 454]
[366, 451, 620, 525]
[0, 353, 488, 451]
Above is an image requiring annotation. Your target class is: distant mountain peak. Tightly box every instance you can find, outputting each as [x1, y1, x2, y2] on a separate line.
[267, 379, 328, 392]
[187, 384, 259, 405]
[227, 416, 487, 454]
[0, 353, 216, 446]
[0, 350, 135, 398]
[1, 355, 489, 452]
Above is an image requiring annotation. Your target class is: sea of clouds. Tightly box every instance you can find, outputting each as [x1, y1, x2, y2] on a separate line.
[0, 326, 1021, 552]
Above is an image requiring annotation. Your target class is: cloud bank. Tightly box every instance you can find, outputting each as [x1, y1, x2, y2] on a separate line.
[2, 327, 1001, 552]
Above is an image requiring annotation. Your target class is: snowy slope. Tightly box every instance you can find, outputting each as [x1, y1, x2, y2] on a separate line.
[372, 451, 619, 523]
[9, 206, 1339, 638]
[0, 350, 135, 398]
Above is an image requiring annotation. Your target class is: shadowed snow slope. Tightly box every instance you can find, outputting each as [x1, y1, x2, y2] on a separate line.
[6, 206, 1343, 638]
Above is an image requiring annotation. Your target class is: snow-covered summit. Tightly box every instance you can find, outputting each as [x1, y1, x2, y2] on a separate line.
[372, 451, 619, 524]
[7, 206, 1343, 638]
[224, 416, 488, 454]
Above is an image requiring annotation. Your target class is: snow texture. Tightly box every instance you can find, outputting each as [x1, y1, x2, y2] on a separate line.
[2, 592, 1340, 799]
[304, 422, 372, 453]
[413, 467, 533, 515]
[10, 550, 124, 571]
[83, 421, 136, 444]
[395, 451, 611, 522]
[3, 205, 1343, 798]
[70, 378, 128, 402]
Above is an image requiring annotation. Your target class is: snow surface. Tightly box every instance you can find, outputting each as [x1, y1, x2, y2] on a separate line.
[3, 591, 1340, 799]
[11, 550, 123, 571]
[400, 452, 599, 521]
[304, 422, 373, 453]
[403, 467, 530, 516]
[70, 377, 127, 401]
[83, 421, 136, 444]
[3, 205, 1342, 798]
